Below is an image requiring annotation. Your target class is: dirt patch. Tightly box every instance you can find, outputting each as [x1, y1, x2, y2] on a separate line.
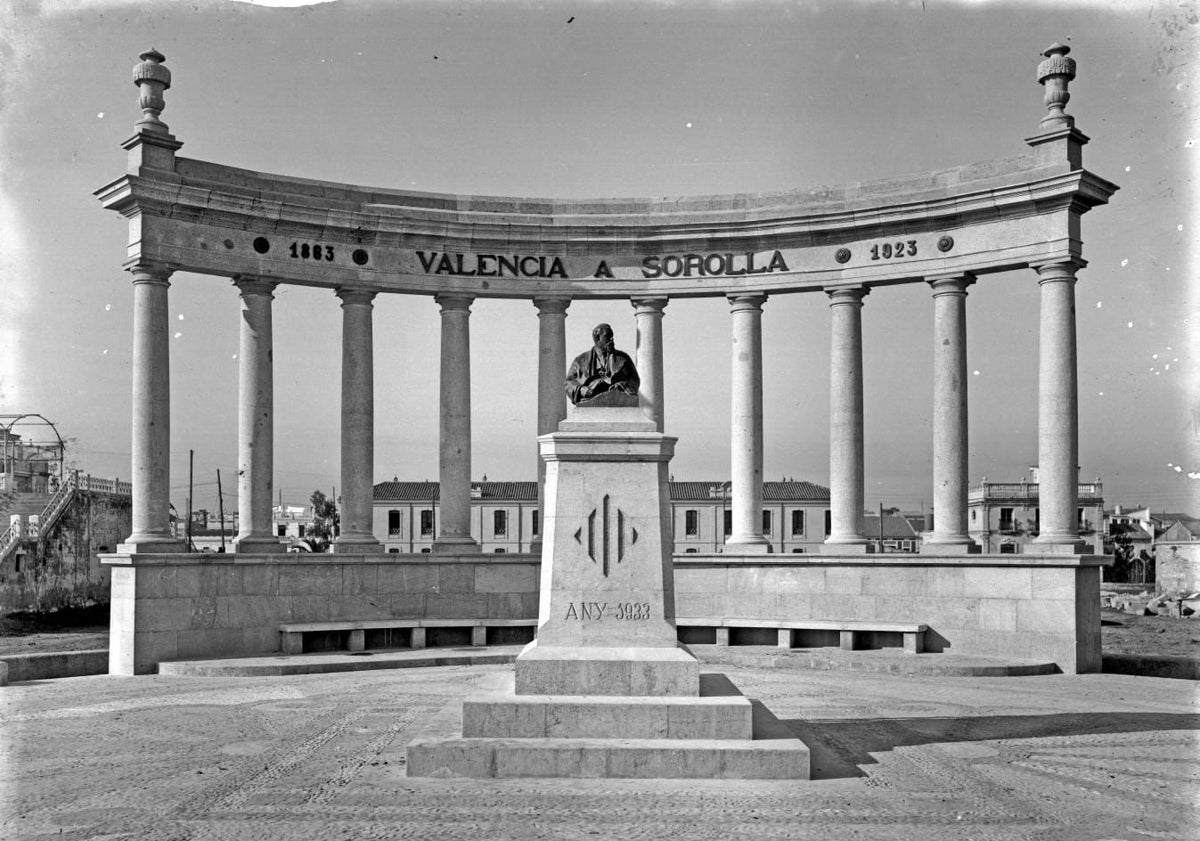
[1100, 608, 1200, 658]
[0, 604, 108, 655]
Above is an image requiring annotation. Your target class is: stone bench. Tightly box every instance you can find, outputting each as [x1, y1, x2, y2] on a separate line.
[279, 619, 538, 655]
[680, 619, 927, 654]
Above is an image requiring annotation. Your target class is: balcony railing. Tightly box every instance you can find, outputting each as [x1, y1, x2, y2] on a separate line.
[970, 482, 1102, 500]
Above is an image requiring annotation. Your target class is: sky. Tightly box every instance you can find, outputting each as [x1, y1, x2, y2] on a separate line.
[0, 0, 1196, 518]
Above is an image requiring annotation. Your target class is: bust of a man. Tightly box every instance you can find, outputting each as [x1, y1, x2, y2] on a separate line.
[564, 323, 640, 405]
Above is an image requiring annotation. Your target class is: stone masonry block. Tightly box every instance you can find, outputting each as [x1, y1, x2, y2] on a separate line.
[137, 597, 207, 633]
[823, 566, 862, 595]
[174, 566, 220, 598]
[425, 594, 490, 619]
[872, 596, 920, 623]
[134, 567, 176, 599]
[239, 565, 280, 596]
[242, 626, 279, 654]
[715, 628, 730, 646]
[774, 593, 812, 621]
[342, 564, 379, 596]
[376, 564, 439, 594]
[217, 595, 281, 629]
[437, 564, 477, 594]
[673, 567, 727, 594]
[210, 566, 243, 596]
[978, 599, 1018, 632]
[1017, 598, 1074, 633]
[962, 568, 1032, 600]
[809, 595, 876, 621]
[327, 597, 389, 622]
[471, 627, 487, 646]
[861, 567, 928, 596]
[388, 593, 426, 617]
[487, 593, 532, 620]
[925, 567, 966, 597]
[348, 630, 365, 651]
[411, 628, 426, 649]
[176, 628, 243, 660]
[474, 564, 537, 594]
[674, 592, 715, 619]
[1030, 567, 1075, 600]
[277, 565, 342, 597]
[288, 595, 332, 623]
[133, 631, 177, 673]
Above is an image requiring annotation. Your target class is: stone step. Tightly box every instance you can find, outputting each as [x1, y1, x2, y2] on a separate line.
[406, 672, 810, 780]
[463, 673, 752, 740]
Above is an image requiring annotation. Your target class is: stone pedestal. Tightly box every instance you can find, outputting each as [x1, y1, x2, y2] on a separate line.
[407, 403, 809, 779]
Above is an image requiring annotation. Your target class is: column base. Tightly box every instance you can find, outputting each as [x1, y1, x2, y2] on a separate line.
[723, 538, 772, 555]
[118, 536, 186, 555]
[920, 537, 981, 555]
[432, 536, 480, 554]
[332, 534, 383, 554]
[820, 540, 875, 554]
[234, 534, 282, 554]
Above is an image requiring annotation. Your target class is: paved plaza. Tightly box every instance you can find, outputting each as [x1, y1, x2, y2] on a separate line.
[2, 662, 1196, 840]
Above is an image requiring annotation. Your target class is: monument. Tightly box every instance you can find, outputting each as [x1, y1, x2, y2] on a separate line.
[407, 329, 809, 778]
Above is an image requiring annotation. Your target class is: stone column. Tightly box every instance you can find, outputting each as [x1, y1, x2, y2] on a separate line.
[234, 277, 280, 553]
[434, 294, 479, 553]
[121, 263, 183, 553]
[632, 297, 668, 432]
[824, 286, 870, 552]
[923, 274, 980, 553]
[533, 297, 570, 553]
[334, 288, 381, 553]
[1033, 261, 1087, 553]
[726, 294, 770, 553]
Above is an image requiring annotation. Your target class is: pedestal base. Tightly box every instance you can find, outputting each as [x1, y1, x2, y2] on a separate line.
[407, 672, 809, 779]
[514, 643, 699, 696]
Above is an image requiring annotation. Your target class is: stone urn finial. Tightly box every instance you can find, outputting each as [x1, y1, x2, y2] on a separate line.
[1037, 43, 1076, 130]
[133, 49, 172, 133]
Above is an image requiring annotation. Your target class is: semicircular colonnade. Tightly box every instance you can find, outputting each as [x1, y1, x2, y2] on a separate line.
[96, 45, 1117, 563]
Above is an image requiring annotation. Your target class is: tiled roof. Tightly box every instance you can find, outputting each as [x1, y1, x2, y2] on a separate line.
[374, 480, 830, 503]
[862, 514, 919, 539]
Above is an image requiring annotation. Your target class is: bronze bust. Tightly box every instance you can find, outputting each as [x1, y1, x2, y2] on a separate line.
[564, 323, 640, 405]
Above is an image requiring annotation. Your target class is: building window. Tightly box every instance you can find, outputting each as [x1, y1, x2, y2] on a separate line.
[388, 548, 399, 554]
[277, 524, 287, 537]
[685, 548, 697, 554]
[420, 509, 434, 537]
[999, 507, 1014, 531]
[824, 510, 832, 537]
[494, 548, 506, 554]
[388, 509, 401, 538]
[298, 524, 305, 537]
[971, 509, 977, 523]
[1034, 508, 1040, 533]
[532, 510, 539, 536]
[762, 510, 772, 535]
[791, 510, 804, 536]
[685, 509, 699, 537]
[494, 510, 508, 537]
[1000, 543, 1016, 554]
[723, 510, 732, 537]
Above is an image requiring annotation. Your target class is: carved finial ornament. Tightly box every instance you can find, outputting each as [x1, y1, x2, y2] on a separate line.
[133, 49, 172, 133]
[1037, 43, 1076, 130]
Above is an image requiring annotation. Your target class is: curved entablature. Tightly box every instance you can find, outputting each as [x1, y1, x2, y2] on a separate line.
[97, 49, 1116, 300]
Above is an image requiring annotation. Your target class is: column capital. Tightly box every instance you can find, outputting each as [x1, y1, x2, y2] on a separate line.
[727, 293, 766, 312]
[127, 262, 172, 285]
[533, 296, 571, 315]
[926, 273, 976, 295]
[233, 276, 277, 297]
[631, 296, 669, 314]
[1032, 259, 1087, 282]
[435, 293, 474, 312]
[336, 287, 378, 307]
[825, 285, 869, 306]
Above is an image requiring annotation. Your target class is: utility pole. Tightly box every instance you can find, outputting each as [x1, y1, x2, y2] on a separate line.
[186, 449, 194, 553]
[878, 501, 884, 552]
[217, 468, 226, 553]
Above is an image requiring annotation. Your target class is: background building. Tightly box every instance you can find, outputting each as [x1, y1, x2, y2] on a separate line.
[967, 467, 1105, 554]
[373, 479, 832, 554]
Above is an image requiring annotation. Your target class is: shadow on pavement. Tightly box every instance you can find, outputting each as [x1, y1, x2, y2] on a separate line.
[784, 712, 1200, 780]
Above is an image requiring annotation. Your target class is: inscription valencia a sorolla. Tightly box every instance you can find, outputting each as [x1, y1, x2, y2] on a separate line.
[564, 602, 652, 621]
[414, 250, 791, 279]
